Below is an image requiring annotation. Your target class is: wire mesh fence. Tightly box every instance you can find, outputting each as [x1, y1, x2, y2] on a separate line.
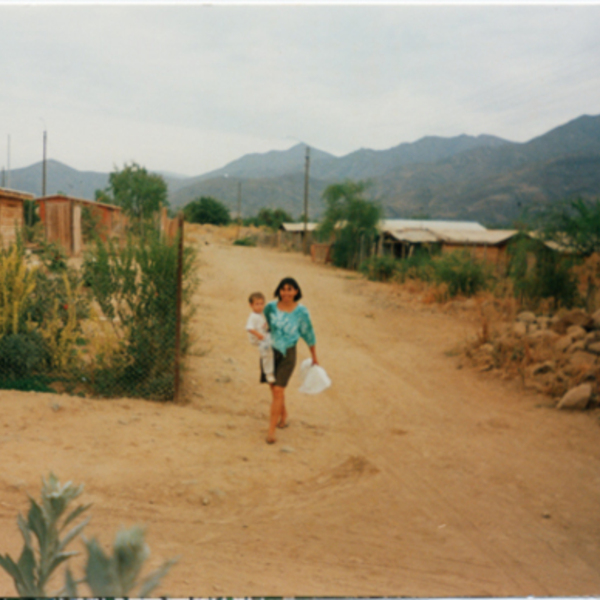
[0, 218, 196, 401]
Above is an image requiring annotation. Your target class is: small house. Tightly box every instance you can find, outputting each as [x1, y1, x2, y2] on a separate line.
[278, 222, 318, 252]
[380, 219, 487, 258]
[0, 187, 33, 248]
[37, 194, 126, 256]
[437, 229, 525, 270]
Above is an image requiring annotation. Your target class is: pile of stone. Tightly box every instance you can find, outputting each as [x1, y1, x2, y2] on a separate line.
[472, 307, 600, 410]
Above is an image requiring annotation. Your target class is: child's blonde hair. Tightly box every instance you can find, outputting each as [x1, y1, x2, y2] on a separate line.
[248, 291, 265, 304]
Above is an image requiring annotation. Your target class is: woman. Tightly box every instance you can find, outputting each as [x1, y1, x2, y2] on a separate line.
[262, 277, 318, 444]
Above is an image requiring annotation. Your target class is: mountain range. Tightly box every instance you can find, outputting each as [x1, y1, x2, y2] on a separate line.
[4, 113, 600, 226]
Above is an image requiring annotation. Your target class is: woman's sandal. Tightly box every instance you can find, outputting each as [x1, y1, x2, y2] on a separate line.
[266, 436, 276, 444]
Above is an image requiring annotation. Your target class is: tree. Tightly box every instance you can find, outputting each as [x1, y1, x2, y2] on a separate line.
[246, 207, 294, 230]
[184, 196, 231, 226]
[96, 162, 168, 223]
[318, 181, 382, 269]
[542, 197, 600, 256]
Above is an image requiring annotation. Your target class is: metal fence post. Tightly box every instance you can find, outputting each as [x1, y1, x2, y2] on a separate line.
[173, 213, 184, 400]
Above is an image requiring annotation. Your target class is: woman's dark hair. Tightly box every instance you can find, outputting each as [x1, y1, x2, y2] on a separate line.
[274, 277, 302, 301]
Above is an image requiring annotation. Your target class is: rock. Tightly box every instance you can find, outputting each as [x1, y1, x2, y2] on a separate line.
[568, 340, 586, 353]
[517, 311, 537, 323]
[568, 350, 598, 370]
[479, 343, 494, 354]
[554, 335, 574, 353]
[526, 329, 560, 345]
[562, 309, 594, 330]
[513, 322, 528, 337]
[557, 383, 593, 410]
[592, 308, 600, 330]
[566, 325, 587, 341]
[280, 446, 295, 453]
[587, 342, 600, 355]
[530, 361, 555, 376]
[551, 309, 593, 334]
[536, 316, 551, 329]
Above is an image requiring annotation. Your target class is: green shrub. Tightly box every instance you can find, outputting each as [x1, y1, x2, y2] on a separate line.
[38, 241, 68, 273]
[0, 473, 176, 597]
[29, 268, 90, 328]
[432, 251, 493, 297]
[396, 250, 436, 283]
[359, 255, 398, 281]
[184, 196, 231, 225]
[233, 236, 257, 247]
[82, 228, 197, 400]
[508, 238, 579, 309]
[0, 331, 49, 379]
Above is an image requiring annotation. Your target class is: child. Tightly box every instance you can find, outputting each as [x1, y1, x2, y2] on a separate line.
[246, 292, 275, 384]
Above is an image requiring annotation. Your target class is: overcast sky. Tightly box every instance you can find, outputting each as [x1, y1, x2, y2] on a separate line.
[1, 2, 600, 177]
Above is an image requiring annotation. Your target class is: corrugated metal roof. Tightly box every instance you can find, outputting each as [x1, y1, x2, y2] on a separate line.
[387, 228, 440, 243]
[0, 187, 34, 201]
[37, 194, 122, 212]
[280, 222, 318, 232]
[381, 219, 486, 233]
[386, 228, 523, 246]
[437, 229, 520, 245]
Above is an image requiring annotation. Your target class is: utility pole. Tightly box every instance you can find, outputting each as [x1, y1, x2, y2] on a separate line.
[236, 181, 242, 239]
[6, 135, 11, 189]
[303, 145, 310, 255]
[1, 166, 5, 188]
[42, 130, 47, 196]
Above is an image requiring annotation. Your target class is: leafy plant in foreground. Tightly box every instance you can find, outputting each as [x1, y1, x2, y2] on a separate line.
[0, 473, 176, 597]
[0, 473, 91, 596]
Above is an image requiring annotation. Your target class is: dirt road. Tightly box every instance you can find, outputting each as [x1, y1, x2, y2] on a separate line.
[1, 229, 600, 597]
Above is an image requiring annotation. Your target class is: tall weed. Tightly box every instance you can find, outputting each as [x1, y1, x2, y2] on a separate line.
[83, 228, 197, 400]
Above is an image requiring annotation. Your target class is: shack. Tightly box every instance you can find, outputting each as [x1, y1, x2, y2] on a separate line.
[0, 187, 32, 248]
[37, 194, 126, 256]
[380, 219, 487, 258]
[437, 229, 525, 270]
[278, 222, 318, 252]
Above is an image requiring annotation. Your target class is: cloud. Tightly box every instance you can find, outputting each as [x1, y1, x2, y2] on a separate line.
[1, 4, 599, 174]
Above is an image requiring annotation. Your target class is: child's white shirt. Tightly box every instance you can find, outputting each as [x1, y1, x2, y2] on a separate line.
[246, 311, 269, 346]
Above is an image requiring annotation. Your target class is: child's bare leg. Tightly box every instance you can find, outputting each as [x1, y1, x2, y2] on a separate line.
[267, 385, 284, 443]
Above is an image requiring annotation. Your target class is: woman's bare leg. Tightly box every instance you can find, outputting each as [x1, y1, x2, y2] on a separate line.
[278, 399, 288, 428]
[267, 385, 285, 443]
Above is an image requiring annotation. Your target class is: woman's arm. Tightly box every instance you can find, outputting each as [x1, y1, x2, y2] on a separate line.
[299, 307, 318, 364]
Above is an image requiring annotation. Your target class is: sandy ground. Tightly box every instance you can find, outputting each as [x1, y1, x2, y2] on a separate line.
[1, 230, 600, 597]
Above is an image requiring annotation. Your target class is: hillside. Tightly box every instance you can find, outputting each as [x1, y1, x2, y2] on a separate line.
[6, 159, 109, 199]
[5, 114, 600, 224]
[371, 114, 600, 223]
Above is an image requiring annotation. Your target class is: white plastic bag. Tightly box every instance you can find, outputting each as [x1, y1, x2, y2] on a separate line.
[299, 358, 332, 394]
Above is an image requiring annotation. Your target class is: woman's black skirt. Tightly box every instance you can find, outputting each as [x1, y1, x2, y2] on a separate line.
[261, 345, 297, 388]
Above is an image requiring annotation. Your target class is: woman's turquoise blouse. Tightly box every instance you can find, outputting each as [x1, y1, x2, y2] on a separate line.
[263, 300, 316, 356]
